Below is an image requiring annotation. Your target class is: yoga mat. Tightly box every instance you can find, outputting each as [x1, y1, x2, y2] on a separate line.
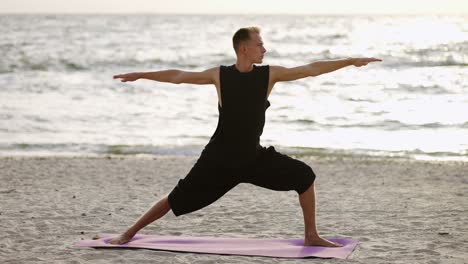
[75, 233, 358, 259]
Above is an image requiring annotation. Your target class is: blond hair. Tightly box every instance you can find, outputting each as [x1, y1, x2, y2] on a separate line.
[232, 26, 261, 53]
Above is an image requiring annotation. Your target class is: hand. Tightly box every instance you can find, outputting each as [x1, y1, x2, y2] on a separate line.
[349, 57, 382, 67]
[113, 72, 142, 82]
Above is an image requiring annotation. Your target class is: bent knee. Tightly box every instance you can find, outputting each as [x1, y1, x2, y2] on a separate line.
[295, 164, 316, 195]
[298, 161, 316, 181]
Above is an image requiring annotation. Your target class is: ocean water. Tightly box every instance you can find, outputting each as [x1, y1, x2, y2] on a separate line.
[1, 14, 467, 161]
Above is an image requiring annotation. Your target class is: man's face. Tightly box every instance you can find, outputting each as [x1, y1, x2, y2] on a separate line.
[243, 33, 267, 63]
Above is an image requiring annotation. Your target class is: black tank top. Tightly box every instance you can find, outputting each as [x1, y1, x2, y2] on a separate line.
[203, 64, 271, 168]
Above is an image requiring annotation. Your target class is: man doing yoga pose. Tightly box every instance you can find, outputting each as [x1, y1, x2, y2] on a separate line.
[110, 26, 382, 247]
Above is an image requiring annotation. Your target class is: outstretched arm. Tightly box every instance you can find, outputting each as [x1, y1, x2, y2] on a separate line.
[113, 67, 219, 85]
[271, 57, 382, 83]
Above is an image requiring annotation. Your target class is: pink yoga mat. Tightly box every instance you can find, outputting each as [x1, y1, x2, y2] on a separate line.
[75, 233, 358, 259]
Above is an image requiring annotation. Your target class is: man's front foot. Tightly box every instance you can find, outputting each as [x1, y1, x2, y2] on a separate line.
[304, 235, 343, 247]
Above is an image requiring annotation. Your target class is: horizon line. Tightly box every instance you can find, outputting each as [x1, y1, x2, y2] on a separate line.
[0, 12, 467, 16]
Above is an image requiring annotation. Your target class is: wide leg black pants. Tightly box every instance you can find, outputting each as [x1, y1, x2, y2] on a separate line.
[167, 146, 316, 217]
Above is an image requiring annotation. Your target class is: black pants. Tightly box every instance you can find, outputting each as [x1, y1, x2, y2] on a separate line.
[167, 146, 316, 217]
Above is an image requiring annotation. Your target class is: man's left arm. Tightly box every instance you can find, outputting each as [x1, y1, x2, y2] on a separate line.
[270, 57, 382, 83]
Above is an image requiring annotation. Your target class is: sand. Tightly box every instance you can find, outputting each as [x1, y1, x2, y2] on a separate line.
[0, 154, 466, 263]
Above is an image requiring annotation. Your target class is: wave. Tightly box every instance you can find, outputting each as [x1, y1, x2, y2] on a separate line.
[0, 56, 234, 74]
[0, 143, 206, 156]
[382, 84, 452, 94]
[285, 119, 468, 130]
[1, 142, 466, 161]
[2, 43, 467, 73]
[279, 146, 468, 161]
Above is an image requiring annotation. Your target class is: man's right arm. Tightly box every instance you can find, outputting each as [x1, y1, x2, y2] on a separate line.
[113, 67, 219, 85]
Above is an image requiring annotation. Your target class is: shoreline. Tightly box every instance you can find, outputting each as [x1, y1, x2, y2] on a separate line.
[2, 143, 467, 163]
[1, 152, 467, 165]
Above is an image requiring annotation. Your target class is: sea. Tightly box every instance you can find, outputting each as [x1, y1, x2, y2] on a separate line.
[0, 14, 467, 161]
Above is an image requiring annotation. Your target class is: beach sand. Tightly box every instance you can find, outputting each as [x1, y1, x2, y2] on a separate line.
[0, 154, 466, 263]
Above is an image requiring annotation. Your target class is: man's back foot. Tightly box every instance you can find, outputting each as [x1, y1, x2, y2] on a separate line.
[304, 236, 343, 247]
[107, 232, 135, 245]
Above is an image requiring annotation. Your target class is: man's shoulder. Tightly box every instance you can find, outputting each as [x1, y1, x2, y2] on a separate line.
[203, 66, 220, 78]
[258, 64, 270, 74]
[259, 65, 270, 74]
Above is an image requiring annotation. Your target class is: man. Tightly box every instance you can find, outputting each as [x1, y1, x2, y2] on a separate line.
[109, 26, 382, 247]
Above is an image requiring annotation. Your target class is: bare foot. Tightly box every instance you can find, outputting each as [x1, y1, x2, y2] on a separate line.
[107, 232, 135, 245]
[304, 236, 343, 247]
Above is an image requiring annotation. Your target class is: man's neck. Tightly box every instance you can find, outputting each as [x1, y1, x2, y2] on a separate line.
[234, 61, 254, 73]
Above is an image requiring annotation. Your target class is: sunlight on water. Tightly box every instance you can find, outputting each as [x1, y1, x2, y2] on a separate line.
[0, 14, 467, 161]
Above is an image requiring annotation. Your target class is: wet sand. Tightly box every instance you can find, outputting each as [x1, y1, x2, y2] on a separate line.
[0, 154, 466, 263]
